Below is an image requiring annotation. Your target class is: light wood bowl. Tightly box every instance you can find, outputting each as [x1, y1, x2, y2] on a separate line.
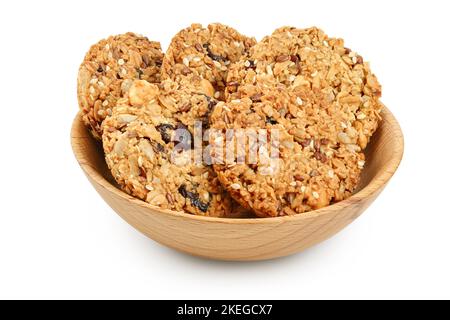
[71, 107, 403, 261]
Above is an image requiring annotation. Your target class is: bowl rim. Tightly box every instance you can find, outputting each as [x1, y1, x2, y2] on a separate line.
[71, 106, 404, 225]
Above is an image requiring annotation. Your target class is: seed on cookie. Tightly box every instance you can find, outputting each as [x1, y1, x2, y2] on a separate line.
[77, 33, 164, 140]
[161, 23, 256, 100]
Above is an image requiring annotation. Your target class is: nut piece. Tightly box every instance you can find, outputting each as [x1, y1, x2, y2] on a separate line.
[199, 79, 215, 97]
[129, 80, 159, 106]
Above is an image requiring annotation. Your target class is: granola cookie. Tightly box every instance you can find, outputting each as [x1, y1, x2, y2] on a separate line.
[210, 27, 383, 217]
[78, 33, 164, 139]
[102, 76, 249, 217]
[210, 85, 369, 217]
[226, 26, 382, 147]
[161, 23, 256, 100]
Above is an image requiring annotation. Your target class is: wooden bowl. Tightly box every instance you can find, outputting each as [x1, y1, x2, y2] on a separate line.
[71, 107, 403, 261]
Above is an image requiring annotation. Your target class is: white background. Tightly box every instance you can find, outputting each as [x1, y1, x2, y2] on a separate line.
[0, 0, 449, 300]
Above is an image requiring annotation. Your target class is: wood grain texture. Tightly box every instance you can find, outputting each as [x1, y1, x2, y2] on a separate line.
[71, 107, 404, 261]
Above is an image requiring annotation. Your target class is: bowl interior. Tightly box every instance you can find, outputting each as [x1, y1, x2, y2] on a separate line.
[72, 106, 403, 219]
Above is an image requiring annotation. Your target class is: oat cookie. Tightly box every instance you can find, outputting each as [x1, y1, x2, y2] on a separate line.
[226, 27, 382, 147]
[210, 85, 368, 217]
[102, 76, 249, 217]
[161, 23, 256, 100]
[210, 27, 383, 217]
[78, 33, 164, 139]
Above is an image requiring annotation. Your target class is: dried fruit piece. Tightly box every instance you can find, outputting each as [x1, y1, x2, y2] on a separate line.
[178, 184, 210, 213]
[203, 43, 225, 62]
[156, 123, 175, 144]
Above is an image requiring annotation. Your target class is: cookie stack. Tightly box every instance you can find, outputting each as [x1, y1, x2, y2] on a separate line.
[77, 24, 383, 218]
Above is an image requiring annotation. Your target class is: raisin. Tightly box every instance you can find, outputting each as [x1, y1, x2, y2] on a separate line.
[203, 43, 225, 62]
[97, 65, 104, 73]
[153, 141, 165, 153]
[210, 52, 225, 62]
[178, 185, 209, 212]
[266, 117, 278, 125]
[144, 137, 166, 154]
[246, 60, 256, 69]
[156, 124, 175, 144]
